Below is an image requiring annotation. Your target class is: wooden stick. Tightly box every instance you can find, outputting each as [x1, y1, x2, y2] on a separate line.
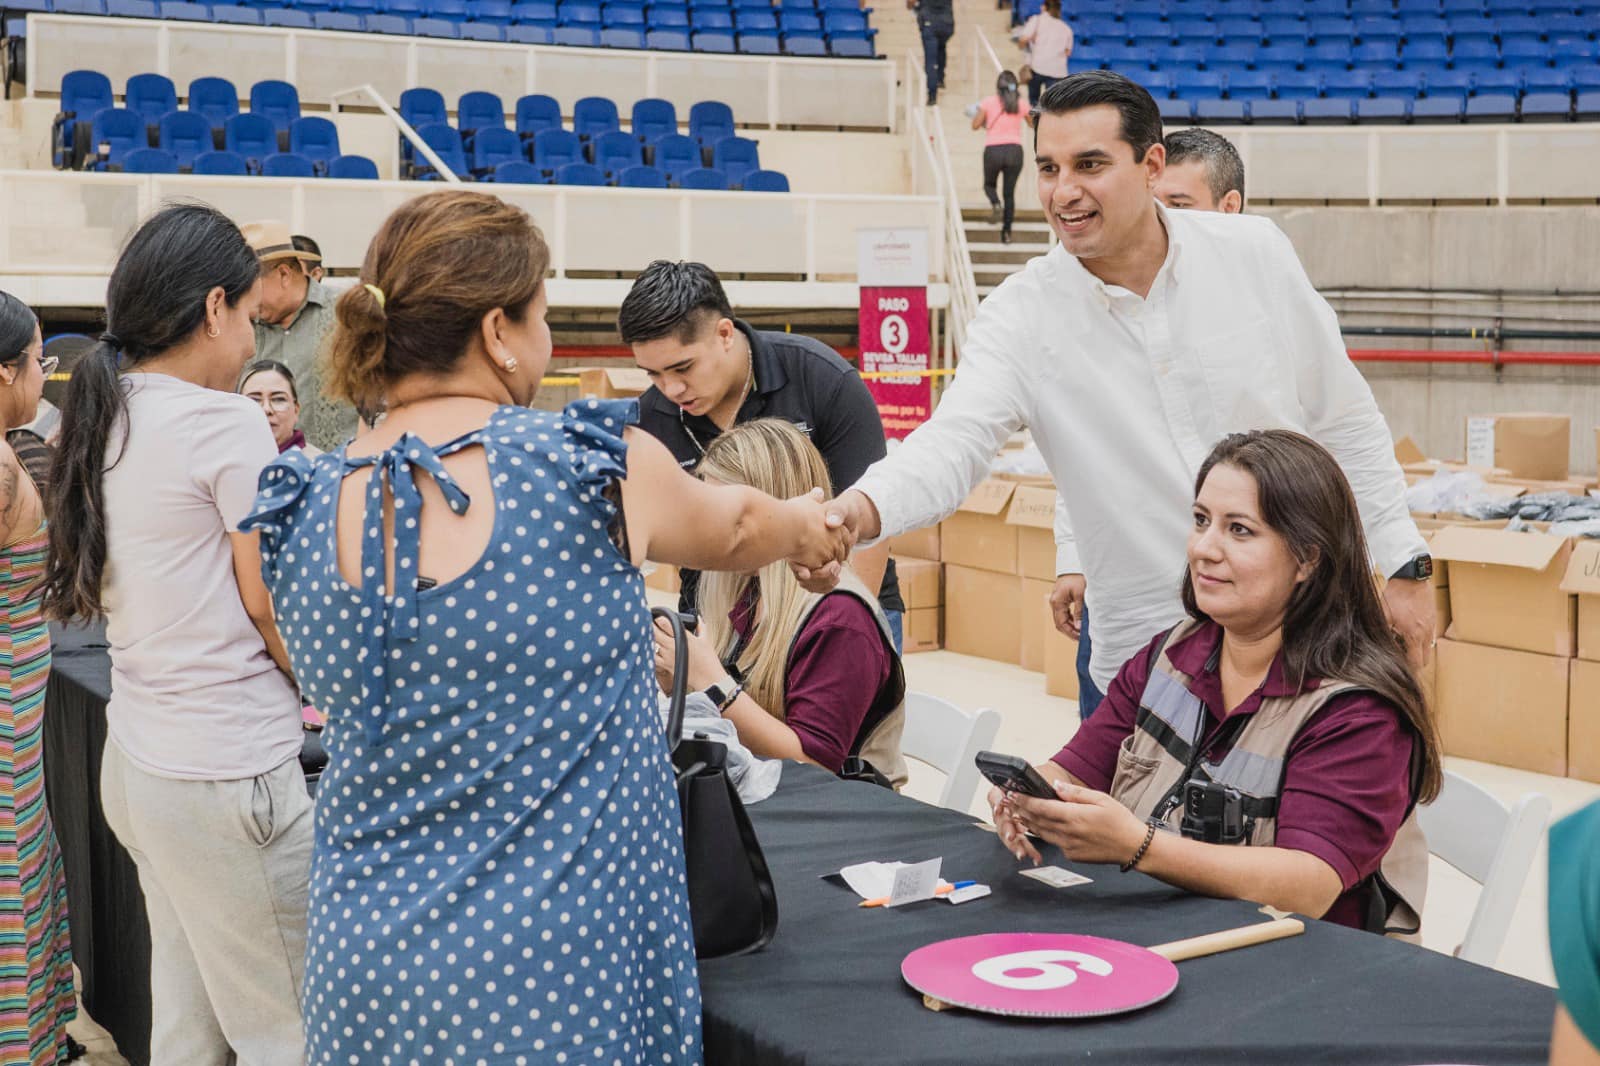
[1147, 917, 1306, 962]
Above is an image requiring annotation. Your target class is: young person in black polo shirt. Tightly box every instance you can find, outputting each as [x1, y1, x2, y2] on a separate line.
[619, 260, 905, 648]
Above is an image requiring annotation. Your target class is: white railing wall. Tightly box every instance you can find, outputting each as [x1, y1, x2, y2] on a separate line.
[24, 13, 899, 131]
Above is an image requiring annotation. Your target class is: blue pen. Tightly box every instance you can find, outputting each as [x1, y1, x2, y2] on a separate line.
[948, 880, 978, 891]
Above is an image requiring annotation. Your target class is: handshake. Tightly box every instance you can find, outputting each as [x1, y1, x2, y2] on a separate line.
[782, 488, 881, 594]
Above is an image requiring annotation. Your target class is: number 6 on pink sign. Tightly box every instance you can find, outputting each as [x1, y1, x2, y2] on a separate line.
[970, 950, 1114, 991]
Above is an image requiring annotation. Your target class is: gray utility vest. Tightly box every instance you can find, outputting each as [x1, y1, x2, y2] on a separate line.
[785, 586, 909, 791]
[1110, 620, 1427, 937]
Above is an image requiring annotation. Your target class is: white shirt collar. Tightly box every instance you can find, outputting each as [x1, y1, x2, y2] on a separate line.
[1055, 197, 1184, 310]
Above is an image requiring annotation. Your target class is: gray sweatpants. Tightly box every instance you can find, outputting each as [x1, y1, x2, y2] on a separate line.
[101, 739, 312, 1066]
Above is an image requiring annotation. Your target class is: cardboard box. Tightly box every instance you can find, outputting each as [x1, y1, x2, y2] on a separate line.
[1430, 524, 1576, 657]
[901, 607, 943, 654]
[1435, 639, 1568, 777]
[940, 479, 1021, 573]
[1403, 459, 1513, 481]
[1490, 476, 1597, 497]
[893, 557, 943, 610]
[1007, 483, 1059, 581]
[1561, 540, 1600, 663]
[1043, 621, 1081, 700]
[944, 564, 1021, 664]
[1019, 577, 1055, 672]
[1394, 435, 1427, 466]
[887, 525, 940, 561]
[644, 564, 680, 594]
[574, 366, 651, 399]
[1465, 412, 1571, 481]
[1570, 659, 1600, 782]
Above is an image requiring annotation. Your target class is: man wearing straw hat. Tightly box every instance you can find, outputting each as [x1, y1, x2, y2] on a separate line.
[241, 220, 356, 450]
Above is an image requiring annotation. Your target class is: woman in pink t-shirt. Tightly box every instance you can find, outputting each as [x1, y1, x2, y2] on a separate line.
[971, 70, 1026, 243]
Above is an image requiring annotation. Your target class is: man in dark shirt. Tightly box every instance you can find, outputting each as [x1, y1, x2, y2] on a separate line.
[911, 0, 955, 104]
[619, 260, 905, 647]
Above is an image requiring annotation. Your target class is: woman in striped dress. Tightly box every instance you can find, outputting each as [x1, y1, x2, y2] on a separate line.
[0, 291, 74, 1065]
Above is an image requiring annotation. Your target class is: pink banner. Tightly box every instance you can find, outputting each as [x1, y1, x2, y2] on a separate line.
[858, 286, 932, 441]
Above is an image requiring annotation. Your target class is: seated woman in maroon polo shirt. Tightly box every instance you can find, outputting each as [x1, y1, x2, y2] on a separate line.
[653, 419, 907, 787]
[992, 429, 1444, 932]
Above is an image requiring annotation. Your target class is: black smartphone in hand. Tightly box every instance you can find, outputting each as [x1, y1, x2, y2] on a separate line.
[975, 751, 1059, 801]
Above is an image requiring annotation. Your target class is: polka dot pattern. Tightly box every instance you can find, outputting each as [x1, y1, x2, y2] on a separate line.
[242, 400, 703, 1065]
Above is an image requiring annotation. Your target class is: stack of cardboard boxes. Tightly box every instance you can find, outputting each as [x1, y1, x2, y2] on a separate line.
[1413, 413, 1600, 783]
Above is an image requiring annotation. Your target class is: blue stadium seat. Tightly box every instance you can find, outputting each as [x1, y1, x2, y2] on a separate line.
[1576, 89, 1600, 119]
[1356, 96, 1411, 120]
[1464, 92, 1518, 120]
[262, 8, 313, 28]
[552, 25, 599, 43]
[1554, 38, 1600, 62]
[1216, 18, 1261, 43]
[126, 73, 177, 132]
[158, 109, 213, 168]
[1496, 15, 1544, 38]
[249, 80, 300, 135]
[491, 160, 547, 184]
[51, 0, 104, 12]
[556, 161, 608, 185]
[830, 36, 874, 56]
[606, 2, 646, 23]
[1226, 70, 1273, 99]
[601, 26, 645, 45]
[262, 152, 317, 177]
[573, 96, 620, 141]
[343, 0, 380, 11]
[1500, 38, 1550, 66]
[1441, 0, 1484, 13]
[400, 87, 448, 133]
[430, 0, 469, 21]
[1303, 42, 1353, 73]
[1400, 39, 1450, 65]
[1261, 17, 1308, 45]
[1195, 98, 1248, 122]
[1450, 39, 1500, 66]
[210, 4, 263, 23]
[1157, 96, 1195, 122]
[1273, 70, 1323, 98]
[122, 147, 177, 173]
[289, 115, 340, 172]
[471, 126, 524, 177]
[742, 167, 788, 191]
[412, 123, 469, 179]
[460, 22, 507, 40]
[783, 33, 826, 54]
[1302, 97, 1355, 121]
[711, 134, 758, 184]
[733, 0, 770, 10]
[1411, 94, 1465, 120]
[560, 0, 600, 22]
[1351, 42, 1400, 69]
[647, 27, 692, 47]
[735, 8, 775, 29]
[693, 7, 733, 27]
[679, 166, 730, 189]
[1172, 69, 1225, 98]
[412, 17, 459, 36]
[328, 154, 380, 179]
[618, 164, 669, 187]
[507, 24, 553, 41]
[532, 127, 583, 174]
[156, 0, 206, 18]
[457, 91, 507, 142]
[512, 0, 557, 23]
[1248, 98, 1300, 123]
[593, 129, 642, 175]
[630, 98, 677, 143]
[1524, 68, 1573, 94]
[1424, 68, 1474, 94]
[649, 5, 691, 28]
[1206, 43, 1257, 68]
[1474, 68, 1522, 94]
[822, 9, 874, 39]
[516, 94, 562, 140]
[694, 30, 736, 50]
[473, 0, 515, 22]
[224, 113, 275, 168]
[1547, 13, 1595, 37]
[1449, 14, 1499, 42]
[1164, 44, 1209, 67]
[296, 0, 336, 12]
[1124, 17, 1167, 41]
[388, 0, 427, 15]
[313, 11, 365, 31]
[1372, 69, 1424, 95]
[365, 14, 412, 33]
[1520, 91, 1574, 119]
[193, 150, 250, 175]
[1309, 17, 1357, 43]
[688, 100, 734, 147]
[1355, 17, 1402, 44]
[187, 77, 239, 133]
[1253, 44, 1303, 72]
[738, 32, 779, 53]
[652, 132, 701, 178]
[1171, 17, 1215, 45]
[1322, 69, 1374, 98]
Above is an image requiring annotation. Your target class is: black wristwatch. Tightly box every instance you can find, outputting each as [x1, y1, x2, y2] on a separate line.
[1390, 554, 1434, 581]
[701, 675, 742, 714]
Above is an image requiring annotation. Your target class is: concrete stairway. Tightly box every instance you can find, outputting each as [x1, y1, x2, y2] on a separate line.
[965, 206, 1049, 297]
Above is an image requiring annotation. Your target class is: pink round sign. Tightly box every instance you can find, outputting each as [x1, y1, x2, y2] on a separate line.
[902, 933, 1180, 1019]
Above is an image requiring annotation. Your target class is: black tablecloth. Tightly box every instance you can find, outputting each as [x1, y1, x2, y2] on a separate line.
[42, 622, 151, 1066]
[701, 764, 1556, 1065]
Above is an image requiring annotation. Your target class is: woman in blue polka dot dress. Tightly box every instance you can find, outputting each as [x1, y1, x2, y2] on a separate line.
[240, 191, 851, 1065]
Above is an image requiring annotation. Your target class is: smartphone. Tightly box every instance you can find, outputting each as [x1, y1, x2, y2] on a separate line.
[975, 750, 1059, 801]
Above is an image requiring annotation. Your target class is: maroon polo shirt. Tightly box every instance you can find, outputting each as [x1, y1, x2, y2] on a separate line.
[731, 592, 893, 773]
[1051, 619, 1416, 930]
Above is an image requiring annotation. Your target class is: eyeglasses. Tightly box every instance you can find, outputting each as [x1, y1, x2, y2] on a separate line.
[248, 393, 296, 413]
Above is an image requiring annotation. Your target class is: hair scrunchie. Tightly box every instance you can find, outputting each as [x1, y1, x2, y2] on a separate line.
[362, 284, 386, 310]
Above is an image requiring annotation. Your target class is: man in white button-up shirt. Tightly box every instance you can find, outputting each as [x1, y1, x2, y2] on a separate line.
[811, 71, 1434, 692]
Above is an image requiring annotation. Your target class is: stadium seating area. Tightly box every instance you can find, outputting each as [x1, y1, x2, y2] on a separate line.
[1012, 0, 1600, 123]
[49, 70, 791, 188]
[0, 0, 878, 57]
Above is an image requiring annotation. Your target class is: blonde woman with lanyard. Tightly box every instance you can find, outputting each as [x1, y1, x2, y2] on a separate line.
[653, 418, 908, 787]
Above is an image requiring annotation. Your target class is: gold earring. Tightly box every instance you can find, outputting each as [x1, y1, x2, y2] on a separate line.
[503, 357, 518, 373]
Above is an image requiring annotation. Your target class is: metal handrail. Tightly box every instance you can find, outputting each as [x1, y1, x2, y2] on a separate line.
[972, 24, 1005, 84]
[330, 83, 460, 183]
[904, 49, 980, 371]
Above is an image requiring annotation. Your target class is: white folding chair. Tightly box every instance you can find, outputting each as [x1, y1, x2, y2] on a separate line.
[1417, 769, 1551, 967]
[900, 691, 1001, 813]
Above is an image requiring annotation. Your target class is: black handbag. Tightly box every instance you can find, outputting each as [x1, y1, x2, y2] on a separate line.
[654, 608, 779, 959]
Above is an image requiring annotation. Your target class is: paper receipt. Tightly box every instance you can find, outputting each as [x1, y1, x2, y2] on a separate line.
[1018, 866, 1093, 888]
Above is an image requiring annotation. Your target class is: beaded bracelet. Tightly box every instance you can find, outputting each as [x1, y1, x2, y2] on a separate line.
[1120, 821, 1158, 873]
